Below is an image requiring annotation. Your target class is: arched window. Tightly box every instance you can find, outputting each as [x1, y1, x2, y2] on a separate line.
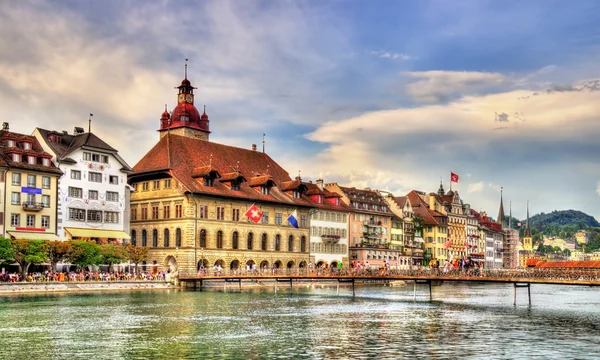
[275, 234, 281, 251]
[152, 229, 158, 247]
[131, 230, 137, 246]
[141, 229, 147, 247]
[176, 228, 182, 247]
[216, 230, 223, 249]
[232, 231, 239, 249]
[261, 233, 267, 251]
[288, 235, 294, 252]
[200, 229, 207, 248]
[247, 232, 253, 250]
[164, 228, 170, 247]
[300, 236, 306, 252]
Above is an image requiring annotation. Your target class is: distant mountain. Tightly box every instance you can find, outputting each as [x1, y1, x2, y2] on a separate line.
[527, 210, 599, 230]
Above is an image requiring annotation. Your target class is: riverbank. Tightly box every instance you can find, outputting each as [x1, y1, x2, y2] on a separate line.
[0, 281, 176, 295]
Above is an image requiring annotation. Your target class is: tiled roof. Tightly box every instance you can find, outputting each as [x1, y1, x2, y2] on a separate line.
[337, 186, 392, 215]
[303, 182, 350, 211]
[0, 130, 62, 175]
[536, 260, 600, 269]
[407, 190, 440, 225]
[192, 165, 220, 179]
[220, 171, 246, 182]
[393, 196, 407, 208]
[131, 134, 316, 206]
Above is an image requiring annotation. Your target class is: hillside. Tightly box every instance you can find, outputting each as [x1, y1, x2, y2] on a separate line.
[527, 210, 599, 230]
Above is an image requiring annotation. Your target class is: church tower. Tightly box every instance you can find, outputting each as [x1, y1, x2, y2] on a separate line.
[523, 201, 533, 251]
[159, 61, 211, 141]
[497, 187, 505, 227]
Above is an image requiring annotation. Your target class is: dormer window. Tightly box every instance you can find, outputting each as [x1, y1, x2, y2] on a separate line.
[231, 182, 241, 191]
[203, 177, 213, 187]
[7, 140, 14, 147]
[335, 198, 340, 206]
[293, 190, 301, 199]
[43, 158, 50, 166]
[23, 142, 31, 150]
[317, 195, 322, 203]
[261, 186, 270, 195]
[12, 153, 20, 162]
[180, 115, 189, 122]
[28, 156, 35, 165]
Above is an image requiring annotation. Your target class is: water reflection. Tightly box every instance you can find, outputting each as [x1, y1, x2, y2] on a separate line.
[0, 284, 599, 359]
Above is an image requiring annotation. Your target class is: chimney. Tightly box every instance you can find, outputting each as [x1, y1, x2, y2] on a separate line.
[2, 122, 8, 130]
[252, 144, 257, 151]
[62, 130, 68, 135]
[74, 127, 85, 135]
[316, 178, 324, 190]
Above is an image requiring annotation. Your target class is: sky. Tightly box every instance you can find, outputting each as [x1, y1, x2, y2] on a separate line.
[2, 0, 600, 221]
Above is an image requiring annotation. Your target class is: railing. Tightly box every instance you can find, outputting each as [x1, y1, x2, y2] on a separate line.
[363, 221, 382, 227]
[22, 202, 46, 211]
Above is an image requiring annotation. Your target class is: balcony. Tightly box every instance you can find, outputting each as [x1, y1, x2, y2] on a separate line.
[363, 231, 382, 239]
[321, 234, 341, 244]
[364, 220, 382, 228]
[22, 202, 45, 211]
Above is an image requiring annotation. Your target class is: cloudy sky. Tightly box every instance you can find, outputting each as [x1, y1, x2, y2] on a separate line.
[2, 0, 600, 221]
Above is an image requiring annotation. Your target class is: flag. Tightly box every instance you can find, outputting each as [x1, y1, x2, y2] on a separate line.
[450, 172, 459, 183]
[245, 204, 263, 224]
[287, 210, 299, 229]
[517, 222, 522, 227]
[444, 240, 452, 249]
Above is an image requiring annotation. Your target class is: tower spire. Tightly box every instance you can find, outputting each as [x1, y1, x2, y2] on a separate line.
[509, 200, 512, 229]
[497, 187, 505, 227]
[184, 58, 188, 79]
[524, 200, 532, 237]
[262, 133, 266, 153]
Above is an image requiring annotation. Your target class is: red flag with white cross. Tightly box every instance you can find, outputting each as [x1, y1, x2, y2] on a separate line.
[450, 172, 459, 183]
[245, 204, 263, 224]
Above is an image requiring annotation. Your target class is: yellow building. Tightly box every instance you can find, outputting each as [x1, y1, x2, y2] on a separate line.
[407, 190, 448, 265]
[129, 74, 311, 275]
[435, 183, 467, 260]
[575, 230, 587, 244]
[1, 124, 62, 240]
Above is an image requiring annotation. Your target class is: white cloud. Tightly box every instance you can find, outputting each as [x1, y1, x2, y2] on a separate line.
[596, 182, 600, 197]
[404, 70, 507, 102]
[468, 182, 485, 193]
[368, 50, 412, 61]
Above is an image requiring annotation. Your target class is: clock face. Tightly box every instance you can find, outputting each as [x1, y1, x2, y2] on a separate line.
[178, 94, 185, 103]
[186, 94, 193, 103]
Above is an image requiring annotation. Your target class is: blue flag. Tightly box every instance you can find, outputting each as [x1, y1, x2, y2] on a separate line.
[287, 210, 299, 228]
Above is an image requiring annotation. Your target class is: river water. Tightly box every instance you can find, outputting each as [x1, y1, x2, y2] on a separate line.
[0, 282, 599, 359]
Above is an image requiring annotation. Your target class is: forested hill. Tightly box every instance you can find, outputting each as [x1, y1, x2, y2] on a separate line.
[527, 210, 599, 230]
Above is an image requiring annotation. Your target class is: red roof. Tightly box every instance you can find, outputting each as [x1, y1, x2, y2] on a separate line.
[407, 190, 445, 225]
[0, 130, 62, 175]
[536, 260, 600, 269]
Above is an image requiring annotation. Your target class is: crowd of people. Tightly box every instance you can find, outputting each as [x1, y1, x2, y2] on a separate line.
[0, 270, 169, 283]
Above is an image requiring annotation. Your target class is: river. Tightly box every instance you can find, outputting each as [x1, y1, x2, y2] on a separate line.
[0, 282, 598, 359]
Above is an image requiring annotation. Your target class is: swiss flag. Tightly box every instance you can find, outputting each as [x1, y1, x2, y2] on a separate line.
[450, 172, 459, 183]
[245, 204, 263, 224]
[444, 240, 452, 249]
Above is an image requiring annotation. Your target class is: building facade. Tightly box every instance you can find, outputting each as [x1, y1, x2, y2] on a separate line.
[407, 190, 448, 266]
[435, 184, 467, 261]
[383, 194, 423, 268]
[0, 124, 62, 240]
[33, 127, 132, 241]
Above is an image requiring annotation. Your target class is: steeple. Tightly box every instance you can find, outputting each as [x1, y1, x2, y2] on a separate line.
[497, 187, 505, 227]
[524, 201, 532, 237]
[438, 178, 445, 196]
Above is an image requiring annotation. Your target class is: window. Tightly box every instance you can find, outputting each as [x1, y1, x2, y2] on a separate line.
[216, 206, 225, 220]
[203, 177, 213, 187]
[216, 231, 223, 249]
[131, 208, 137, 221]
[26, 215, 35, 227]
[71, 170, 81, 180]
[87, 210, 102, 223]
[261, 186, 270, 195]
[288, 235, 294, 251]
[200, 229, 207, 248]
[232, 209, 240, 222]
[83, 152, 91, 161]
[12, 153, 20, 162]
[101, 155, 109, 164]
[301, 236, 307, 252]
[275, 213, 282, 225]
[92, 153, 100, 162]
[11, 192, 20, 205]
[10, 214, 20, 227]
[106, 191, 119, 202]
[42, 195, 50, 208]
[164, 229, 170, 247]
[7, 140, 14, 147]
[175, 204, 183, 218]
[199, 205, 208, 219]
[152, 229, 158, 247]
[69, 208, 85, 221]
[300, 215, 307, 228]
[247, 232, 254, 250]
[89, 172, 102, 183]
[104, 211, 119, 223]
[142, 182, 149, 191]
[231, 182, 240, 191]
[141, 208, 148, 220]
[41, 216, 50, 229]
[262, 211, 269, 224]
[131, 230, 137, 246]
[275, 234, 281, 251]
[163, 205, 170, 219]
[232, 231, 239, 249]
[164, 179, 171, 188]
[11, 173, 21, 185]
[69, 187, 83, 198]
[110, 176, 119, 185]
[42, 176, 51, 189]
[142, 230, 147, 246]
[27, 174, 36, 187]
[89, 190, 98, 200]
[152, 206, 159, 220]
[293, 190, 300, 199]
[176, 228, 182, 247]
[261, 233, 267, 251]
[153, 180, 160, 189]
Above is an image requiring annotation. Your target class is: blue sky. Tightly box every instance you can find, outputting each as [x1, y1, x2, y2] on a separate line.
[2, 0, 600, 221]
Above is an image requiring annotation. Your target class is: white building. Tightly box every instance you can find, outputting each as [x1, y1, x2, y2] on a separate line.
[33, 127, 132, 242]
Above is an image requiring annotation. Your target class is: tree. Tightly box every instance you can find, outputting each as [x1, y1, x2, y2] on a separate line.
[563, 248, 571, 257]
[69, 241, 102, 270]
[47, 241, 74, 272]
[11, 239, 48, 279]
[100, 244, 128, 272]
[127, 245, 148, 274]
[0, 237, 15, 264]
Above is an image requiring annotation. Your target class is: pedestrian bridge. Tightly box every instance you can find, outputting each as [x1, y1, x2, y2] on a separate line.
[179, 270, 600, 306]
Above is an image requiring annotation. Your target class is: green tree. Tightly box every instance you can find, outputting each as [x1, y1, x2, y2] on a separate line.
[47, 241, 74, 272]
[563, 248, 571, 257]
[0, 237, 15, 264]
[100, 244, 128, 272]
[127, 245, 148, 274]
[69, 241, 102, 270]
[11, 239, 48, 279]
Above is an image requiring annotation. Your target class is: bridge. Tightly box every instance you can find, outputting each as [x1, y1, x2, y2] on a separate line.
[179, 271, 600, 306]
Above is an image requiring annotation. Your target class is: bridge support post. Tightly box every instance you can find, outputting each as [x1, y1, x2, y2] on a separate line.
[429, 281, 432, 301]
[275, 281, 278, 294]
[513, 283, 532, 306]
[528, 283, 531, 306]
[352, 279, 355, 297]
[413, 281, 416, 301]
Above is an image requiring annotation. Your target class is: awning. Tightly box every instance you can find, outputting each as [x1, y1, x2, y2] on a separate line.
[64, 227, 131, 239]
[7, 231, 60, 241]
[414, 237, 425, 243]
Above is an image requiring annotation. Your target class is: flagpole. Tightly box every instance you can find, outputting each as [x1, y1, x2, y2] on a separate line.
[449, 172, 452, 192]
